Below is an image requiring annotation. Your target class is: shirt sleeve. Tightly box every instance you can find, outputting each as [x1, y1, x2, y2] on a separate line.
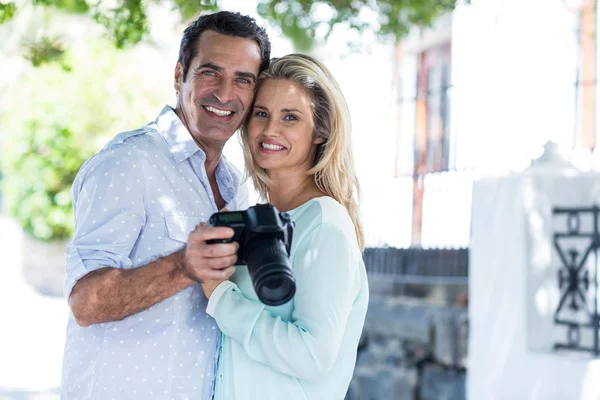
[64, 145, 147, 300]
[207, 222, 362, 382]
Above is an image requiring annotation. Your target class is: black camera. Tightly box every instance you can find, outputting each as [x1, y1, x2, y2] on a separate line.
[207, 204, 295, 306]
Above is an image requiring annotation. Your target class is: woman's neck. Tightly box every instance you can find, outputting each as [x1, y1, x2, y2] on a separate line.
[267, 170, 326, 212]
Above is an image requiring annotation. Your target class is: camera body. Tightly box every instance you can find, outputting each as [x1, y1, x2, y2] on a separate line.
[207, 204, 295, 306]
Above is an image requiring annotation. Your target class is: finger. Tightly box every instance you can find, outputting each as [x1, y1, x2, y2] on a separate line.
[206, 266, 236, 280]
[202, 242, 238, 258]
[207, 255, 238, 269]
[184, 249, 237, 269]
[199, 254, 237, 270]
[220, 207, 230, 212]
[189, 226, 234, 242]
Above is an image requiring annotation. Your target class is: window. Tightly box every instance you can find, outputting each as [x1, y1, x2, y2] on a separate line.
[417, 43, 452, 174]
[395, 42, 452, 245]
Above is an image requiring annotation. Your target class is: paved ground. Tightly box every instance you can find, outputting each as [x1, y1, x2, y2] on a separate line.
[0, 216, 68, 400]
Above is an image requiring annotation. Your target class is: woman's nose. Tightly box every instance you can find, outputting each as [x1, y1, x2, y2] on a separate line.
[261, 119, 280, 137]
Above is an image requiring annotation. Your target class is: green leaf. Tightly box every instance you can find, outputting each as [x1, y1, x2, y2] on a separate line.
[93, 0, 149, 49]
[32, 0, 89, 13]
[173, 0, 219, 21]
[0, 2, 17, 23]
[23, 36, 68, 68]
[257, 0, 462, 50]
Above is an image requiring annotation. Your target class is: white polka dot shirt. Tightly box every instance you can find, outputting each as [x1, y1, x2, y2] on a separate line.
[61, 105, 248, 399]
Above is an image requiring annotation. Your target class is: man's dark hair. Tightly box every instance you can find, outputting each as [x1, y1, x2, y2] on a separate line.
[178, 11, 271, 82]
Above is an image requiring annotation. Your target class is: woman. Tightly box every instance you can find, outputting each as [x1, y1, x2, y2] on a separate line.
[203, 54, 368, 400]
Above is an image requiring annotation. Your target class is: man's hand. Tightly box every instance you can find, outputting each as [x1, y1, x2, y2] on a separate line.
[181, 222, 238, 298]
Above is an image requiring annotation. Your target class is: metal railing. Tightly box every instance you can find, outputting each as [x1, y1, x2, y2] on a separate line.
[553, 206, 600, 356]
[363, 247, 469, 305]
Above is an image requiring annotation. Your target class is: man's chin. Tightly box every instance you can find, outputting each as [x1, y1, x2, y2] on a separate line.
[193, 125, 238, 145]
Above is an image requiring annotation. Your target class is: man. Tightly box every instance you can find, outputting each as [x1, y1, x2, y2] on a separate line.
[60, 11, 271, 399]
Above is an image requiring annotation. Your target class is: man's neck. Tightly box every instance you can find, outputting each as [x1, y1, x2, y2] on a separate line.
[174, 105, 223, 178]
[192, 136, 223, 178]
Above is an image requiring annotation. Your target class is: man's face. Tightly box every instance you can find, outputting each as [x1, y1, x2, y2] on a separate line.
[175, 30, 262, 147]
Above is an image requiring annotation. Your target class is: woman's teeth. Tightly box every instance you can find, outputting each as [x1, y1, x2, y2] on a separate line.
[205, 106, 232, 117]
[261, 142, 284, 150]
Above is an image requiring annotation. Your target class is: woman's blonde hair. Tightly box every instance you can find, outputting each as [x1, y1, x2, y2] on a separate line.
[241, 53, 365, 250]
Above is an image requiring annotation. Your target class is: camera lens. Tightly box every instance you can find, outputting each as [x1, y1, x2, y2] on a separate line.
[245, 238, 296, 306]
[257, 273, 295, 305]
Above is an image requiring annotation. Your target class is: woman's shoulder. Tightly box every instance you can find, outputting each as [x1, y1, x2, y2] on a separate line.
[289, 196, 356, 243]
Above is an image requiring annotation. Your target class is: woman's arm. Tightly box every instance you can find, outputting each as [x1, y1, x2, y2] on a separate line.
[207, 222, 362, 382]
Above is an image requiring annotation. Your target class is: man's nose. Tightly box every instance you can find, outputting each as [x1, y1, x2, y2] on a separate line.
[213, 80, 234, 105]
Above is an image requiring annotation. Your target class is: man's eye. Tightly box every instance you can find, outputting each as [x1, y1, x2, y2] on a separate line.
[284, 114, 298, 121]
[236, 78, 251, 84]
[202, 71, 216, 76]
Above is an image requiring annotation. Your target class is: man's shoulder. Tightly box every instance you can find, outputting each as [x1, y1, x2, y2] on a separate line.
[101, 123, 161, 153]
[92, 124, 162, 161]
[75, 123, 163, 181]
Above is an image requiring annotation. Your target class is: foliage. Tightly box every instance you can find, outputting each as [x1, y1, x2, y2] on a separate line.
[2, 122, 93, 241]
[93, 0, 148, 49]
[0, 2, 16, 23]
[257, 0, 461, 51]
[1, 38, 168, 241]
[24, 36, 69, 69]
[1, 0, 463, 64]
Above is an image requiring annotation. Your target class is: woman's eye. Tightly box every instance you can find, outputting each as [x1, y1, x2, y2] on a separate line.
[284, 114, 298, 121]
[255, 111, 268, 118]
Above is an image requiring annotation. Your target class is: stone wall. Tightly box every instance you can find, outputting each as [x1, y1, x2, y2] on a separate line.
[346, 297, 468, 400]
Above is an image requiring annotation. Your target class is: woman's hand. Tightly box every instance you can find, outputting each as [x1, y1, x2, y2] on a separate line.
[201, 279, 228, 299]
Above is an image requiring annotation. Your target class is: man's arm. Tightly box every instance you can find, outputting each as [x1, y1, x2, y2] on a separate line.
[69, 250, 191, 327]
[69, 226, 238, 327]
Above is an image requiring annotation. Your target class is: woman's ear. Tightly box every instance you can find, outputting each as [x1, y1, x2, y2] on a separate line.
[313, 136, 324, 145]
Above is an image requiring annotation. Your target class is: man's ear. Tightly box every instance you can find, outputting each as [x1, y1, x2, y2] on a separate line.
[174, 61, 183, 93]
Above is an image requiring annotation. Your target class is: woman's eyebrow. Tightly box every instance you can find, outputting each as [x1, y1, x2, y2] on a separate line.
[253, 105, 303, 114]
[281, 108, 302, 114]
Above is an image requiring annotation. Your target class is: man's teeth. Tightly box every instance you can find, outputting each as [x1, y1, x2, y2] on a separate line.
[261, 142, 285, 151]
[205, 106, 232, 117]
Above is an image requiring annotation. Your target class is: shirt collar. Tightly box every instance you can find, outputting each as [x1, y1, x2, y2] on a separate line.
[155, 105, 205, 164]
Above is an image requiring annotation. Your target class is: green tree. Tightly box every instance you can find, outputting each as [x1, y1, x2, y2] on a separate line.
[0, 0, 463, 65]
[1, 37, 169, 240]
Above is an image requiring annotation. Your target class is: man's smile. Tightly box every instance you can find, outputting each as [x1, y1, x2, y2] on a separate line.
[203, 105, 233, 117]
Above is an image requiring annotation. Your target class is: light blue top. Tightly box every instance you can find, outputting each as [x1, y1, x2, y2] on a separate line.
[207, 196, 369, 400]
[61, 106, 247, 400]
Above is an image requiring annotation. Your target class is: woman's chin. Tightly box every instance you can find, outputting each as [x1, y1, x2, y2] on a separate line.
[256, 161, 277, 171]
[252, 154, 277, 171]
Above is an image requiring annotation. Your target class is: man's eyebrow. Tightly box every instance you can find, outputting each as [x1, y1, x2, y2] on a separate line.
[196, 63, 256, 82]
[236, 71, 257, 81]
[196, 63, 222, 71]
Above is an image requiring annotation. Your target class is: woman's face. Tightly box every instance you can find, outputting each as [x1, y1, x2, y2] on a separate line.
[247, 79, 323, 175]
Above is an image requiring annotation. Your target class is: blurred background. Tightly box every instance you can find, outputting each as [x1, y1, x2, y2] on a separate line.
[3, 0, 600, 399]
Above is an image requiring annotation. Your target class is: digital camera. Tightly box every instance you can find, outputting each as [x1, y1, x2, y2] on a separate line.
[207, 204, 295, 306]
